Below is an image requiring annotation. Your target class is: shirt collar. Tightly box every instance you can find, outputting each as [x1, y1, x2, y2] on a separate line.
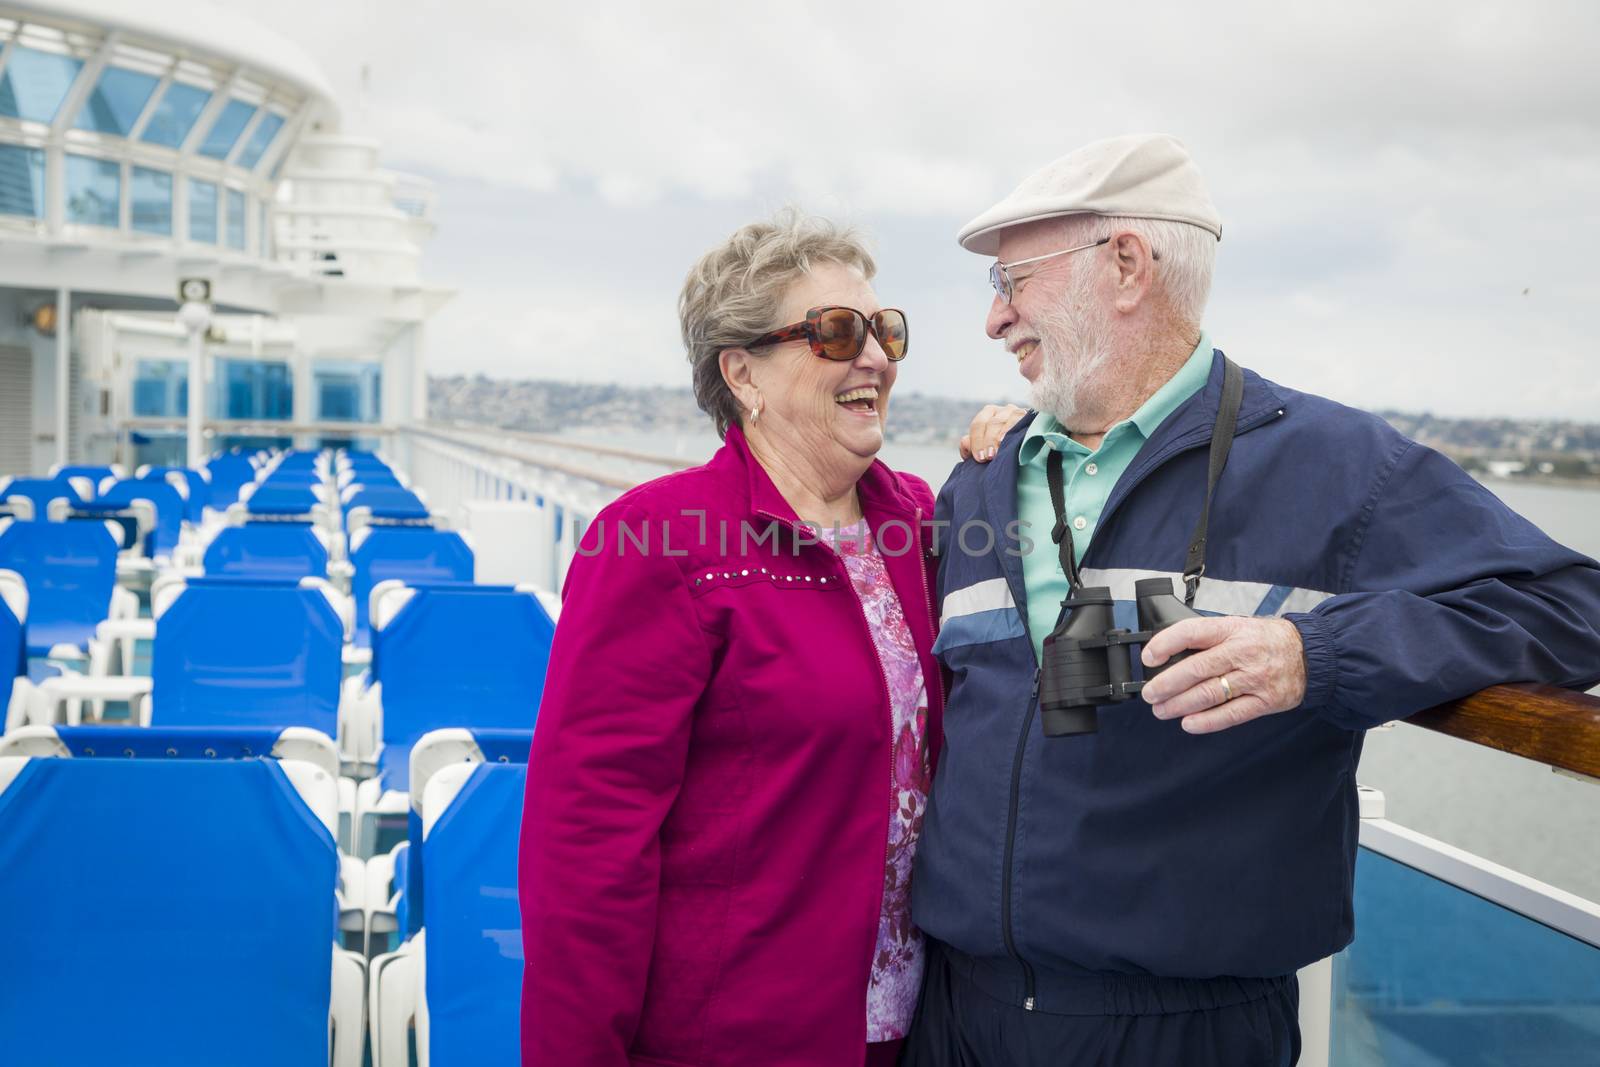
[1018, 330, 1214, 466]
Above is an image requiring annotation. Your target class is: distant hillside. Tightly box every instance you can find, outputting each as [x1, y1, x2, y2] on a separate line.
[429, 375, 1600, 480]
[427, 375, 1009, 446]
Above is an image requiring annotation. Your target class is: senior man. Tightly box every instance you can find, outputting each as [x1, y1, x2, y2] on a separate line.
[905, 133, 1600, 1066]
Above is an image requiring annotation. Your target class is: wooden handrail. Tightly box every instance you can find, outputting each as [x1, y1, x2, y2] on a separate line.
[1408, 683, 1600, 780]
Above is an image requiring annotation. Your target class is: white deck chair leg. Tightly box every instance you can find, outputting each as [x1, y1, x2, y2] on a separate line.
[5, 678, 31, 734]
[370, 944, 419, 1067]
[338, 775, 358, 854]
[414, 930, 430, 1067]
[330, 947, 367, 1067]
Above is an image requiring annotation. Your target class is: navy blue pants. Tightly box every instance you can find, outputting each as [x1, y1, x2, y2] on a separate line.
[901, 940, 1301, 1067]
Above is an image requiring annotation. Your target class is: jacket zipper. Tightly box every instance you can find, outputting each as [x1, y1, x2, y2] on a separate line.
[1003, 665, 1042, 1010]
[993, 400, 1284, 1013]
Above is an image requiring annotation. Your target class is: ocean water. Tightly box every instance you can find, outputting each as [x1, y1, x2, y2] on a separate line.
[570, 426, 1600, 901]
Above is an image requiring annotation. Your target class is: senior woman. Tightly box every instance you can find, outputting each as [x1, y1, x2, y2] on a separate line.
[520, 212, 952, 1067]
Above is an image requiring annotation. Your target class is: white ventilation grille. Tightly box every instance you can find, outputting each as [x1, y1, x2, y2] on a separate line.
[68, 349, 82, 462]
[0, 346, 32, 476]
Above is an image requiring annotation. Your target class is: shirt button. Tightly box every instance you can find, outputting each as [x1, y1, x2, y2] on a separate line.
[1085, 462, 1098, 476]
[1073, 516, 1087, 531]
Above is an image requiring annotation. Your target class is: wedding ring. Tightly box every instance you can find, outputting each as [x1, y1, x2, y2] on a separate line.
[1218, 675, 1233, 702]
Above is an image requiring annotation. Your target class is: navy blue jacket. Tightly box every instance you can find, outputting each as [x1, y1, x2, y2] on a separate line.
[912, 351, 1600, 989]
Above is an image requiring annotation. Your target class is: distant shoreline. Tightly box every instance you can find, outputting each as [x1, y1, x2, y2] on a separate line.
[1477, 474, 1600, 492]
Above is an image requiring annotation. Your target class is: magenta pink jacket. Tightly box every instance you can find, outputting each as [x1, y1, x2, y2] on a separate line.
[519, 426, 944, 1067]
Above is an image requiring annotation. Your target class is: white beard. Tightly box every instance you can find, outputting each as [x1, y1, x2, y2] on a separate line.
[1027, 275, 1115, 430]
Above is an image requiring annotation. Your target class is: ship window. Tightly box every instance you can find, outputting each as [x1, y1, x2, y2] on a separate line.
[225, 187, 246, 249]
[132, 360, 188, 417]
[212, 358, 293, 420]
[140, 82, 211, 148]
[197, 99, 256, 160]
[0, 45, 85, 124]
[235, 111, 285, 170]
[64, 154, 120, 228]
[188, 178, 218, 243]
[74, 65, 160, 136]
[314, 361, 382, 423]
[130, 166, 171, 235]
[0, 144, 46, 218]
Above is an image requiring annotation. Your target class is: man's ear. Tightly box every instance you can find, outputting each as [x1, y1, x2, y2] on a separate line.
[719, 347, 757, 409]
[1110, 231, 1156, 314]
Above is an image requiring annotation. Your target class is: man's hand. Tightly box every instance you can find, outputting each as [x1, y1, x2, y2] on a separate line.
[1139, 616, 1308, 734]
[960, 404, 1029, 462]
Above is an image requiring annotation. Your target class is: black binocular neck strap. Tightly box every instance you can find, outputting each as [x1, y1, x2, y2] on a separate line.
[1182, 357, 1245, 607]
[1046, 449, 1083, 593]
[1044, 357, 1245, 607]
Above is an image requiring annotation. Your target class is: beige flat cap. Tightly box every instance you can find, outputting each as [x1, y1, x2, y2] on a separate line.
[958, 133, 1222, 255]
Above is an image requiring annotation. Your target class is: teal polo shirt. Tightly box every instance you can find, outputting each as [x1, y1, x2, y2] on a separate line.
[1016, 333, 1214, 663]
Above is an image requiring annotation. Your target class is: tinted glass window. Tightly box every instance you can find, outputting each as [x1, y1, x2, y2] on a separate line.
[188, 178, 218, 243]
[65, 154, 120, 227]
[0, 46, 84, 123]
[139, 82, 211, 148]
[131, 167, 172, 235]
[225, 188, 246, 249]
[235, 111, 285, 169]
[0, 144, 46, 218]
[197, 99, 256, 160]
[74, 66, 160, 135]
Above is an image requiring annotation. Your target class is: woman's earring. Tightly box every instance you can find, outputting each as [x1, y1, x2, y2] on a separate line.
[749, 399, 762, 424]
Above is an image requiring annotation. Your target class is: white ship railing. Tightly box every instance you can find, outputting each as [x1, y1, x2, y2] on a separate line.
[395, 422, 1600, 1067]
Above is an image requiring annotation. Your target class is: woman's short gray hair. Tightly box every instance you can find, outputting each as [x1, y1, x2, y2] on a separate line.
[679, 209, 877, 437]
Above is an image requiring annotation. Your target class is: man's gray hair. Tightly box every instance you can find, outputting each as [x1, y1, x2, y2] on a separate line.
[679, 209, 877, 437]
[1057, 213, 1217, 329]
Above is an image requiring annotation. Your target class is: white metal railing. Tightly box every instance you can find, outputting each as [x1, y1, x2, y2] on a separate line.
[1359, 816, 1600, 948]
[399, 426, 617, 593]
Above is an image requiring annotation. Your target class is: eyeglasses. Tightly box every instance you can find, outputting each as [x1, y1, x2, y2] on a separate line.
[988, 237, 1109, 304]
[745, 306, 909, 362]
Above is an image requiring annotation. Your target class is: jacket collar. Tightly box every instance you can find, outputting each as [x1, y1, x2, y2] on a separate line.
[1137, 349, 1287, 458]
[972, 348, 1289, 646]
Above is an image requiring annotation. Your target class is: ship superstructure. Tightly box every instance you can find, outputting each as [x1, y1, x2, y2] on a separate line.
[0, 0, 448, 476]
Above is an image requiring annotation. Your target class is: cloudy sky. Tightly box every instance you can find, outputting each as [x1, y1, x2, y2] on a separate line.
[216, 0, 1600, 419]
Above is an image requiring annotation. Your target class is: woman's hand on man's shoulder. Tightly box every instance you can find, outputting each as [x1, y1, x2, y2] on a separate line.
[960, 404, 1030, 463]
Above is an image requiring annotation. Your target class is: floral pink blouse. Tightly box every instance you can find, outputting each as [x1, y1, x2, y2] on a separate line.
[821, 520, 932, 1042]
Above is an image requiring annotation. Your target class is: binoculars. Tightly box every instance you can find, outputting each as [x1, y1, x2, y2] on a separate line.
[1038, 576, 1200, 736]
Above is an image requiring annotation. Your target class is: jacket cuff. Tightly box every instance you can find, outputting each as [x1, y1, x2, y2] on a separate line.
[1285, 610, 1338, 712]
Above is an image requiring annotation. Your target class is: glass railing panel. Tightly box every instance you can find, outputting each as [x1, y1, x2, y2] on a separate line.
[1332, 846, 1600, 1066]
